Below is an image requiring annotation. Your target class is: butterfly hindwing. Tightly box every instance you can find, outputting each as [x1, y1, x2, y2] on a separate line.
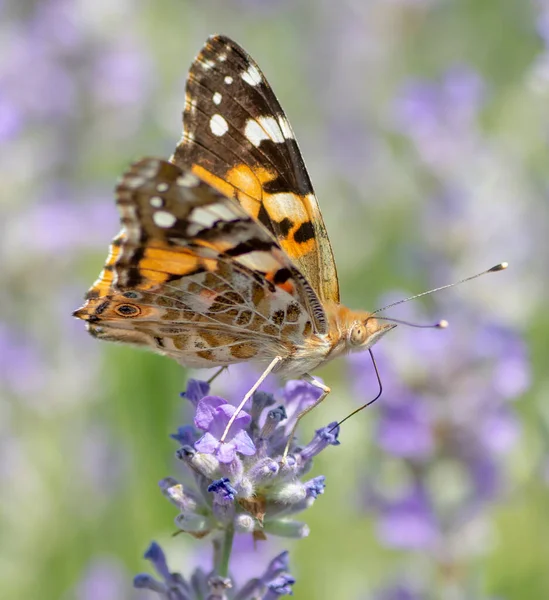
[76, 158, 327, 367]
[171, 35, 340, 304]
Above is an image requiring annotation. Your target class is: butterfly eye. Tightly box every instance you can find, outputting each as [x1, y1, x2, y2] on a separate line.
[349, 323, 367, 346]
[115, 303, 141, 318]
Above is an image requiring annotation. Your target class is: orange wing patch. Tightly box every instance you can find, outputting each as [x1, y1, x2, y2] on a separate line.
[192, 163, 317, 261]
[86, 233, 125, 299]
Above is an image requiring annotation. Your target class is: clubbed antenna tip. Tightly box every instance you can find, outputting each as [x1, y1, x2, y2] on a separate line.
[490, 262, 508, 272]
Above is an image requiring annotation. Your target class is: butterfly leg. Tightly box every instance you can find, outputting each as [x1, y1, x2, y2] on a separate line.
[220, 356, 283, 444]
[282, 375, 331, 459]
[207, 366, 227, 385]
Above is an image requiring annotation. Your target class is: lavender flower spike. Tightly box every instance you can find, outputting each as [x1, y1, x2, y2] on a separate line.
[135, 378, 338, 597]
[135, 541, 296, 599]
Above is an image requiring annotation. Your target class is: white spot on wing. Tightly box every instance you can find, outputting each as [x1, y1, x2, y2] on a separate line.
[212, 92, 222, 105]
[244, 116, 285, 147]
[235, 250, 280, 271]
[244, 120, 265, 147]
[176, 172, 200, 187]
[150, 196, 164, 208]
[124, 176, 145, 189]
[278, 116, 294, 140]
[153, 210, 177, 228]
[224, 75, 233, 85]
[201, 59, 215, 71]
[138, 160, 160, 179]
[156, 183, 169, 192]
[186, 222, 204, 236]
[265, 192, 302, 215]
[192, 207, 219, 227]
[209, 202, 240, 222]
[241, 63, 262, 86]
[218, 53, 227, 62]
[210, 114, 229, 137]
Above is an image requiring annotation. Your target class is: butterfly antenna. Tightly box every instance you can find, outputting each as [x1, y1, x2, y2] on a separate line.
[331, 349, 383, 431]
[371, 262, 508, 315]
[372, 316, 449, 329]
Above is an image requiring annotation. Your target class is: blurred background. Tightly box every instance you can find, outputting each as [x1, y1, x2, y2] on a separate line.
[1, 0, 548, 598]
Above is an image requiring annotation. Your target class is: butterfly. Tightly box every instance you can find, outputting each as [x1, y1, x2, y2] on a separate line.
[73, 35, 395, 450]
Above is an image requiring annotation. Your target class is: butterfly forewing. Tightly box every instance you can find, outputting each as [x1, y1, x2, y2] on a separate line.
[171, 34, 340, 304]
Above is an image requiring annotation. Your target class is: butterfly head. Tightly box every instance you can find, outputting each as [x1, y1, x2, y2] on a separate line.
[326, 304, 395, 358]
[348, 315, 396, 353]
[331, 306, 396, 356]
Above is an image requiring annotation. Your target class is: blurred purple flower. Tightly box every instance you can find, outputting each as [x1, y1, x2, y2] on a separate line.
[0, 32, 75, 121]
[28, 0, 83, 52]
[0, 98, 21, 141]
[76, 558, 129, 600]
[21, 193, 117, 255]
[376, 483, 439, 550]
[376, 391, 434, 459]
[93, 37, 153, 107]
[224, 0, 290, 11]
[373, 581, 426, 600]
[351, 295, 528, 567]
[393, 66, 485, 169]
[0, 323, 46, 396]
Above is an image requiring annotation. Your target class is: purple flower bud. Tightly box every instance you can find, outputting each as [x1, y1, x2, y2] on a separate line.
[262, 551, 290, 580]
[248, 457, 279, 485]
[251, 390, 276, 421]
[259, 406, 287, 440]
[181, 379, 211, 406]
[265, 573, 296, 598]
[144, 542, 170, 581]
[133, 573, 166, 592]
[158, 477, 199, 512]
[174, 512, 211, 534]
[176, 445, 220, 479]
[171, 425, 198, 446]
[208, 477, 237, 502]
[136, 542, 193, 598]
[298, 422, 340, 462]
[304, 476, 326, 499]
[263, 519, 310, 539]
[234, 513, 255, 533]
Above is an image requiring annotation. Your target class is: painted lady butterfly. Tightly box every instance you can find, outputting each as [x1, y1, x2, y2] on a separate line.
[74, 35, 396, 448]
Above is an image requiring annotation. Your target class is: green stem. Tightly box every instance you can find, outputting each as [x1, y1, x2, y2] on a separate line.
[217, 526, 235, 578]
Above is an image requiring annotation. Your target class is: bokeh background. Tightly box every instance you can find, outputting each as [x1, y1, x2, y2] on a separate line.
[2, 0, 548, 598]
